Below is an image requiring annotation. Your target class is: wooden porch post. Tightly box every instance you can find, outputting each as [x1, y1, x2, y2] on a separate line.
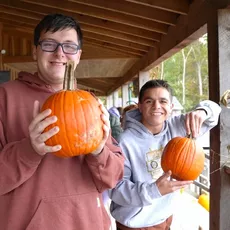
[122, 84, 129, 107]
[0, 22, 2, 70]
[208, 8, 230, 230]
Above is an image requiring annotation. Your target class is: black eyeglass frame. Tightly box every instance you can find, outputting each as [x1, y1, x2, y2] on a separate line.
[37, 40, 80, 55]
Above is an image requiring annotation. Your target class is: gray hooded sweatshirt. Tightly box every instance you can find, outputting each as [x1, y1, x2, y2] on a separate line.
[110, 100, 221, 228]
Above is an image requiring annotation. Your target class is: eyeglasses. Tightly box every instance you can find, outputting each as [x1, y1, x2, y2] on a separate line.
[38, 40, 80, 54]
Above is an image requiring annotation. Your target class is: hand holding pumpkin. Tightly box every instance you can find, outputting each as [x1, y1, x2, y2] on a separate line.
[91, 99, 111, 155]
[29, 100, 61, 156]
[185, 109, 207, 138]
[156, 171, 192, 196]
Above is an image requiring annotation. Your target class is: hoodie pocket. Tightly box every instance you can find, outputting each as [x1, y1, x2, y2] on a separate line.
[25, 192, 107, 230]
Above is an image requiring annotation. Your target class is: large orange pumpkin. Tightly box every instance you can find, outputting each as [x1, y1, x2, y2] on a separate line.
[161, 136, 205, 181]
[41, 61, 103, 157]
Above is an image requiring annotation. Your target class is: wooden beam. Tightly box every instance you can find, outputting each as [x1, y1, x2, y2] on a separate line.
[82, 24, 156, 46]
[2, 55, 34, 63]
[207, 8, 221, 230]
[125, 0, 189, 15]
[0, 13, 157, 47]
[21, 0, 169, 33]
[0, 5, 41, 20]
[107, 0, 213, 94]
[76, 83, 105, 93]
[82, 44, 132, 59]
[208, 8, 230, 230]
[83, 31, 150, 52]
[69, 0, 177, 26]
[0, 14, 36, 27]
[84, 39, 143, 57]
[0, 0, 164, 39]
[3, 27, 33, 40]
[0, 22, 3, 70]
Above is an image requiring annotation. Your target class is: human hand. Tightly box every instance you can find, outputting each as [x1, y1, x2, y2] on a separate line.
[28, 100, 62, 156]
[185, 109, 207, 138]
[156, 171, 192, 196]
[91, 100, 110, 155]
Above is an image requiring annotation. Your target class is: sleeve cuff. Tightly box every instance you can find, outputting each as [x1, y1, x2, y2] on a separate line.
[18, 138, 44, 165]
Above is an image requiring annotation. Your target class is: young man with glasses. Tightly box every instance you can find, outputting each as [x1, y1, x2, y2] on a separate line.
[0, 14, 124, 230]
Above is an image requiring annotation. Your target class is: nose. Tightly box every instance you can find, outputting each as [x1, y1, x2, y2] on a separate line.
[152, 100, 160, 108]
[55, 44, 65, 56]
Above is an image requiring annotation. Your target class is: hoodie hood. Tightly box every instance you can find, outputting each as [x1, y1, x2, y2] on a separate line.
[124, 108, 168, 138]
[108, 107, 121, 118]
[17, 71, 56, 93]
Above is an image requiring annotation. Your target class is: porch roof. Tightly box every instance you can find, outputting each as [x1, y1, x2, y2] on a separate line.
[0, 0, 228, 96]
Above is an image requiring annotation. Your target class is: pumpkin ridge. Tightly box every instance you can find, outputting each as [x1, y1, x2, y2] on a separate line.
[83, 93, 98, 153]
[182, 140, 197, 180]
[174, 137, 190, 178]
[163, 137, 179, 174]
[178, 138, 194, 179]
[68, 91, 78, 156]
[52, 94, 60, 154]
[73, 91, 83, 154]
[80, 91, 88, 154]
[61, 91, 72, 157]
[169, 138, 181, 174]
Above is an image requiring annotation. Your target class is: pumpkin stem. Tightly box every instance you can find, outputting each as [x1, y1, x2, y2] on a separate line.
[63, 60, 76, 91]
[186, 133, 196, 140]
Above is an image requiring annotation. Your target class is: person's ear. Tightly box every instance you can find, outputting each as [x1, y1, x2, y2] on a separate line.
[138, 102, 142, 113]
[32, 46, 37, 61]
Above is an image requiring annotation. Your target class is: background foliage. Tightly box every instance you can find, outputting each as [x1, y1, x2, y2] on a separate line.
[150, 35, 208, 112]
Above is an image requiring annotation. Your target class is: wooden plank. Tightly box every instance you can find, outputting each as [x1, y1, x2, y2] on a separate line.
[3, 27, 33, 40]
[208, 8, 230, 230]
[0, 22, 2, 70]
[82, 24, 156, 46]
[83, 31, 150, 52]
[21, 0, 169, 33]
[106, 0, 213, 94]
[21, 38, 27, 56]
[0, 5, 42, 20]
[84, 39, 143, 57]
[0, 0, 164, 39]
[2, 55, 34, 63]
[125, 0, 189, 15]
[0, 14, 157, 47]
[69, 0, 177, 25]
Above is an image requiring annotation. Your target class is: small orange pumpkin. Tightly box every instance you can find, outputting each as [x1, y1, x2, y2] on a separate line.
[41, 61, 103, 157]
[161, 136, 205, 181]
[198, 193, 209, 211]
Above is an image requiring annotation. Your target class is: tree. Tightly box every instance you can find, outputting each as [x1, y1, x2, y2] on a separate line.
[149, 34, 208, 112]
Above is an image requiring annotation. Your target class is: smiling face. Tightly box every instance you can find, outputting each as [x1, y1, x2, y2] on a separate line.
[33, 28, 82, 91]
[138, 87, 174, 134]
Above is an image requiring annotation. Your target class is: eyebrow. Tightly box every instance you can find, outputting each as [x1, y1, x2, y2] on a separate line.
[42, 38, 78, 44]
[143, 97, 169, 101]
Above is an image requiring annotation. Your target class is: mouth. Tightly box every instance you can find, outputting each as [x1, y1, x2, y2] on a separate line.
[150, 112, 163, 116]
[50, 61, 66, 66]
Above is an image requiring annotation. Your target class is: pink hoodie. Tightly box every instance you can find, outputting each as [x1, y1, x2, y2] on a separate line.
[0, 72, 124, 230]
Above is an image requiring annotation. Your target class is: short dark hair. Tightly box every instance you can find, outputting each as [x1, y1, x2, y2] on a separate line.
[34, 14, 83, 48]
[116, 107, 123, 115]
[139, 79, 173, 103]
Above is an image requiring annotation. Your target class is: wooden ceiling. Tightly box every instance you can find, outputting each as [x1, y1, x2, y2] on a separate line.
[0, 0, 228, 96]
